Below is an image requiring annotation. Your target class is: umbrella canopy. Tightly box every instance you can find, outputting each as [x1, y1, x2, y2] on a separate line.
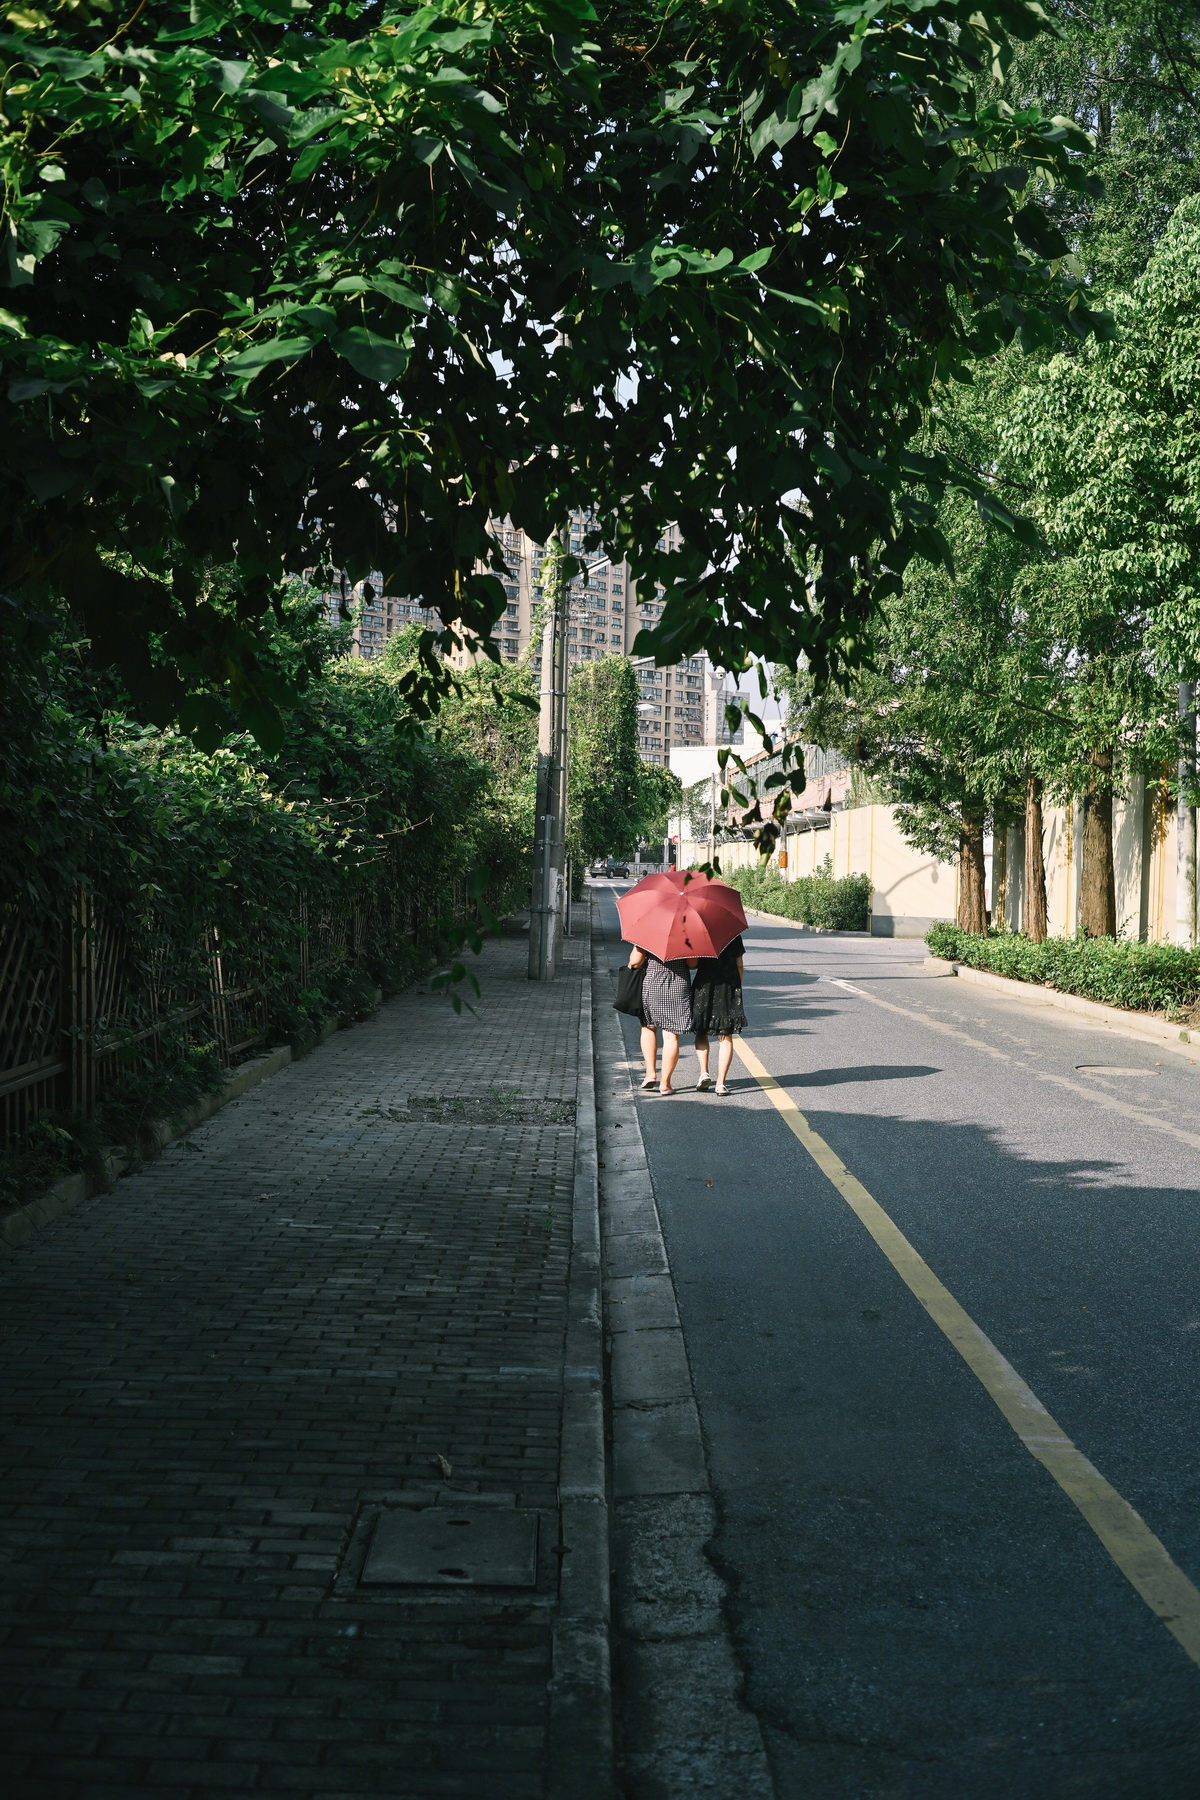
[616, 870, 747, 962]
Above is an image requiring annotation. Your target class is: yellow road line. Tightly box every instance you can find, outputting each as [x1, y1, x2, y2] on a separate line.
[734, 1035, 1200, 1669]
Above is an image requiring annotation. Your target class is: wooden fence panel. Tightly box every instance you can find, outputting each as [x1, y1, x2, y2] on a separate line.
[0, 909, 66, 1143]
[3, 857, 469, 1146]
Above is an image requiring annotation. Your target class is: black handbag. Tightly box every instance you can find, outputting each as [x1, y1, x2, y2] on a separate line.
[613, 963, 645, 1017]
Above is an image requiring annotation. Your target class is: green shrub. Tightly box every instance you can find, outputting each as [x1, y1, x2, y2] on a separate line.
[0, 1043, 228, 1212]
[925, 922, 965, 961]
[923, 924, 1200, 1019]
[725, 855, 872, 932]
[2, 624, 536, 1192]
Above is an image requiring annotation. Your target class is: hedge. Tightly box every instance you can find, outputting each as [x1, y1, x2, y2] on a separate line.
[725, 859, 872, 932]
[1, 631, 534, 1206]
[925, 923, 1200, 1020]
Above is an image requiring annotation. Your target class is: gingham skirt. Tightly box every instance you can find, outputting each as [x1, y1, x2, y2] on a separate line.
[640, 956, 694, 1033]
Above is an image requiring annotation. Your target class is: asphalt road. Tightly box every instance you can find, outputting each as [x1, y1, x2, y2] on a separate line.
[597, 885, 1200, 1800]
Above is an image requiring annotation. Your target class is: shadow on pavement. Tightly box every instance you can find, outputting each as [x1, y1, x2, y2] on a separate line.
[650, 1104, 1200, 1800]
[767, 1063, 941, 1089]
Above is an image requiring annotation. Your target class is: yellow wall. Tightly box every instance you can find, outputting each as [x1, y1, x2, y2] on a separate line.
[1001, 785, 1184, 944]
[680, 805, 956, 937]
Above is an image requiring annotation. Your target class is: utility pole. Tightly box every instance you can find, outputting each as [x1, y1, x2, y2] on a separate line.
[553, 542, 571, 946]
[529, 531, 569, 981]
[529, 540, 611, 976]
[708, 766, 717, 869]
[1177, 680, 1197, 948]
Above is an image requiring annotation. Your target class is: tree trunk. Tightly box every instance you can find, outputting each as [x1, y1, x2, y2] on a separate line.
[1177, 682, 1197, 949]
[957, 807, 987, 934]
[1023, 772, 1048, 944]
[993, 827, 1007, 928]
[1079, 748, 1116, 938]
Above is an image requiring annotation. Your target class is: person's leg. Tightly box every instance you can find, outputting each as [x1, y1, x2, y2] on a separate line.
[716, 1034, 735, 1091]
[640, 1024, 658, 1086]
[694, 1031, 711, 1085]
[659, 1031, 680, 1092]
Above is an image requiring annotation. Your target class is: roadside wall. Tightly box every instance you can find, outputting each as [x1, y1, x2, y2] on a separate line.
[682, 784, 1194, 944]
[679, 804, 955, 938]
[1003, 779, 1184, 942]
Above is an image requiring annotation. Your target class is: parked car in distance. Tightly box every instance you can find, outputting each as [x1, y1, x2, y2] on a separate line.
[589, 857, 630, 878]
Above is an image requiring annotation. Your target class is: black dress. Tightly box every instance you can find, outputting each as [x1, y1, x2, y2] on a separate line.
[691, 935, 746, 1035]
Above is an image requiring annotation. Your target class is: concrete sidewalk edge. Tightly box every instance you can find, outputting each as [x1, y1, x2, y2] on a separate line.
[594, 907, 775, 1797]
[548, 920, 615, 1799]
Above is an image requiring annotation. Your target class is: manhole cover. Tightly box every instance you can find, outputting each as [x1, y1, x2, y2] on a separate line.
[403, 1094, 575, 1125]
[1076, 1065, 1158, 1076]
[360, 1508, 539, 1588]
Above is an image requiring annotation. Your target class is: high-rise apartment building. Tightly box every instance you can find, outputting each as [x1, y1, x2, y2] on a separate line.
[319, 509, 723, 764]
[320, 585, 440, 658]
[451, 510, 720, 764]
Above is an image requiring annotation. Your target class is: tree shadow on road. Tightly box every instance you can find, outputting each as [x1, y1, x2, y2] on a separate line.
[669, 1104, 1200, 1800]
[767, 1064, 941, 1089]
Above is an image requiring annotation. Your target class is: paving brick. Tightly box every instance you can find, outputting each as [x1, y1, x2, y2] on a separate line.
[0, 928, 586, 1799]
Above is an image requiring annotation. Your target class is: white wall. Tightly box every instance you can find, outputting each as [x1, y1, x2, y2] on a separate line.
[678, 804, 956, 937]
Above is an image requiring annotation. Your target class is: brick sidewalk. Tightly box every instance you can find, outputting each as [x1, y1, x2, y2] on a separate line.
[0, 925, 599, 1799]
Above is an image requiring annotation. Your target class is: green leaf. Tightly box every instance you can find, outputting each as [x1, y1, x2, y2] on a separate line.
[223, 334, 314, 376]
[332, 327, 409, 381]
[205, 58, 251, 95]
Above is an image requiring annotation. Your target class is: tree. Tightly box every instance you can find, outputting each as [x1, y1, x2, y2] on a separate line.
[425, 657, 540, 907]
[781, 482, 1065, 932]
[774, 6, 1200, 940]
[1000, 1, 1200, 296]
[898, 5, 1200, 938]
[567, 657, 645, 865]
[1000, 196, 1200, 933]
[682, 778, 717, 842]
[637, 762, 683, 849]
[1, 0, 1109, 751]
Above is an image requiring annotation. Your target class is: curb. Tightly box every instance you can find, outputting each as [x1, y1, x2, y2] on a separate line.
[594, 907, 774, 1795]
[743, 905, 869, 936]
[1, 1019, 344, 1257]
[925, 958, 1200, 1060]
[548, 908, 614, 1800]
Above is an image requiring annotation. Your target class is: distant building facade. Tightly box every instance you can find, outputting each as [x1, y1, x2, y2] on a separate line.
[448, 509, 714, 764]
[320, 509, 726, 766]
[320, 583, 440, 659]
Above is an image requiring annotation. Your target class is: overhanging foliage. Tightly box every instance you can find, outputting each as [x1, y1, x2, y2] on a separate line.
[1, 0, 1108, 746]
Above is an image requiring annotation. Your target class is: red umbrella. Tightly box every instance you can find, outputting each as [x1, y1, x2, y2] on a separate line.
[616, 870, 747, 962]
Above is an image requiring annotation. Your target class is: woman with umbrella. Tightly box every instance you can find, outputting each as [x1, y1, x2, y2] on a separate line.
[625, 942, 694, 1095]
[691, 933, 746, 1095]
[616, 872, 748, 1097]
